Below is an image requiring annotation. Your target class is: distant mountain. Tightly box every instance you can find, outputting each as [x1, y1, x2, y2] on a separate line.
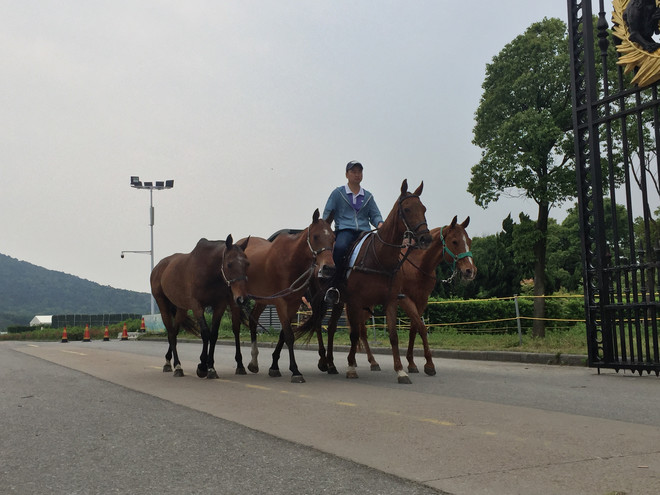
[0, 253, 150, 329]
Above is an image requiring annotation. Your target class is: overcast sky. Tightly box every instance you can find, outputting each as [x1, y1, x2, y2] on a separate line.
[2, 1, 591, 294]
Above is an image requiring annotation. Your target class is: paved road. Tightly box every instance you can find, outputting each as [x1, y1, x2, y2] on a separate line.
[3, 340, 660, 494]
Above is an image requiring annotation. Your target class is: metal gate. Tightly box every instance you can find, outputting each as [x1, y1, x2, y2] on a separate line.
[568, 0, 659, 374]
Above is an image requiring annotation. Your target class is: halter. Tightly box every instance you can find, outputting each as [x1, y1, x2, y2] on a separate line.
[221, 248, 248, 287]
[440, 225, 473, 273]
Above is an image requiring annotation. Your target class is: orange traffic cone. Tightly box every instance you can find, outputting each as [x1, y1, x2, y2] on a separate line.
[61, 326, 68, 343]
[121, 323, 129, 341]
[83, 323, 91, 342]
[140, 317, 146, 332]
[103, 325, 110, 341]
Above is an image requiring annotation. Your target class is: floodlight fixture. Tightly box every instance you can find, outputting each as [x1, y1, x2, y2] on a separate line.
[122, 176, 175, 314]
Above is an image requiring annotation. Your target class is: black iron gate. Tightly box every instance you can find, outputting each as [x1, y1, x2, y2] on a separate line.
[568, 0, 659, 374]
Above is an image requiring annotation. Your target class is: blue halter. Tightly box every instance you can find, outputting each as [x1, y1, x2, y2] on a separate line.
[440, 226, 473, 272]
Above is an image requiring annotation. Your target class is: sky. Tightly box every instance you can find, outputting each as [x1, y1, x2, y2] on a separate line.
[1, 1, 592, 294]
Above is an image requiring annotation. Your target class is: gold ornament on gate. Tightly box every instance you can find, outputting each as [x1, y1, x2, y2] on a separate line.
[612, 0, 660, 87]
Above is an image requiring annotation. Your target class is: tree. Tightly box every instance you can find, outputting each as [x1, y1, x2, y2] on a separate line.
[469, 18, 575, 337]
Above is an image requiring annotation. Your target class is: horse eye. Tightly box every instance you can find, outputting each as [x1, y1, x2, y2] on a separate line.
[227, 262, 233, 270]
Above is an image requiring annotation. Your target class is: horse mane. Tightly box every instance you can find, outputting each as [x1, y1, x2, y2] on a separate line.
[267, 229, 302, 242]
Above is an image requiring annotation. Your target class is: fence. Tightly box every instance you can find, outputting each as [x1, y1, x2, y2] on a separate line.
[50, 313, 142, 328]
[301, 295, 587, 338]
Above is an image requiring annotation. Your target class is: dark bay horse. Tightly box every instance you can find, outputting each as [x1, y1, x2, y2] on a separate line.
[230, 209, 335, 383]
[355, 216, 476, 375]
[150, 234, 249, 378]
[298, 179, 432, 383]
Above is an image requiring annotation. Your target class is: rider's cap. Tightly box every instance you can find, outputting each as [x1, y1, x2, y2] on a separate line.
[346, 160, 363, 172]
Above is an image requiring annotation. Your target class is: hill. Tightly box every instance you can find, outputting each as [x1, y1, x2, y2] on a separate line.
[0, 253, 150, 330]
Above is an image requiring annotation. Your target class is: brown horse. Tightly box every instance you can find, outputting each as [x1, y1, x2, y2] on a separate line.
[230, 209, 335, 383]
[298, 179, 432, 383]
[151, 234, 250, 378]
[354, 216, 476, 375]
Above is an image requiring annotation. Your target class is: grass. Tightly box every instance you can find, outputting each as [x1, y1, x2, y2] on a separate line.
[1, 320, 588, 356]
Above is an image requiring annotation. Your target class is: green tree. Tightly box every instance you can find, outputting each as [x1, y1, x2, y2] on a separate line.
[469, 18, 574, 337]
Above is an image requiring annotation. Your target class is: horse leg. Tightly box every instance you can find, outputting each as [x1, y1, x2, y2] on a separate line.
[399, 297, 433, 376]
[159, 301, 175, 372]
[315, 325, 328, 371]
[205, 305, 225, 380]
[385, 302, 410, 384]
[282, 323, 305, 383]
[248, 303, 266, 374]
[230, 304, 247, 375]
[196, 312, 210, 378]
[406, 324, 419, 373]
[164, 344, 173, 372]
[269, 330, 284, 378]
[167, 310, 187, 377]
[345, 305, 362, 379]
[325, 303, 343, 374]
[359, 317, 380, 371]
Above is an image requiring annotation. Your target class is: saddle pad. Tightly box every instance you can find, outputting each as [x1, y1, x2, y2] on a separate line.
[347, 233, 371, 273]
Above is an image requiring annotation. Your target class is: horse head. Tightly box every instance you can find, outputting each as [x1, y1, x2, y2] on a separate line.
[309, 208, 336, 281]
[222, 234, 250, 306]
[397, 179, 432, 249]
[440, 216, 476, 281]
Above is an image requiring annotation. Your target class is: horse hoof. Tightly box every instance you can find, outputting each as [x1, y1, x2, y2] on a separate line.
[318, 361, 329, 372]
[408, 366, 419, 373]
[269, 369, 282, 378]
[163, 364, 173, 373]
[327, 366, 339, 375]
[346, 371, 359, 379]
[398, 375, 412, 384]
[235, 367, 247, 375]
[207, 368, 219, 379]
[370, 364, 381, 371]
[196, 365, 208, 378]
[173, 369, 184, 378]
[424, 367, 436, 376]
[248, 363, 259, 374]
[291, 375, 306, 384]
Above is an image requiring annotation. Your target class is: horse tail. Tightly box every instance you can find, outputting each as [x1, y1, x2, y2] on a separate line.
[294, 288, 328, 342]
[180, 313, 201, 338]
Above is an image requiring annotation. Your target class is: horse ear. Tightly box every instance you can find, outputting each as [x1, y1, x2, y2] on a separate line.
[400, 179, 409, 195]
[226, 234, 234, 249]
[312, 208, 320, 223]
[461, 216, 470, 229]
[238, 236, 250, 251]
[413, 181, 424, 196]
[325, 210, 334, 225]
[450, 216, 458, 228]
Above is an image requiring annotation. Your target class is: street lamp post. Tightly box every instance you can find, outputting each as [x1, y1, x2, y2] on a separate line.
[121, 176, 174, 315]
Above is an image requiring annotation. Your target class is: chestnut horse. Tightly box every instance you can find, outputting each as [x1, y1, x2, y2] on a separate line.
[298, 179, 432, 383]
[230, 209, 335, 383]
[354, 216, 476, 374]
[151, 234, 249, 378]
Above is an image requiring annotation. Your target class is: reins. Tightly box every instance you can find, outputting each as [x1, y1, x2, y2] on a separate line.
[247, 227, 333, 301]
[352, 193, 428, 279]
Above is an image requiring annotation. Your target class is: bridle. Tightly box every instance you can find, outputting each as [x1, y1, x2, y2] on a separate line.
[375, 193, 431, 249]
[221, 248, 248, 287]
[307, 226, 334, 260]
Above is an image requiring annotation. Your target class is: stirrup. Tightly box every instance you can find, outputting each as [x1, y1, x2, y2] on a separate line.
[324, 287, 340, 305]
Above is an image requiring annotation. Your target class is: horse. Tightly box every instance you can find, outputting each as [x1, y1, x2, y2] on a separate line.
[297, 179, 432, 384]
[229, 208, 335, 383]
[150, 234, 250, 378]
[351, 216, 476, 375]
